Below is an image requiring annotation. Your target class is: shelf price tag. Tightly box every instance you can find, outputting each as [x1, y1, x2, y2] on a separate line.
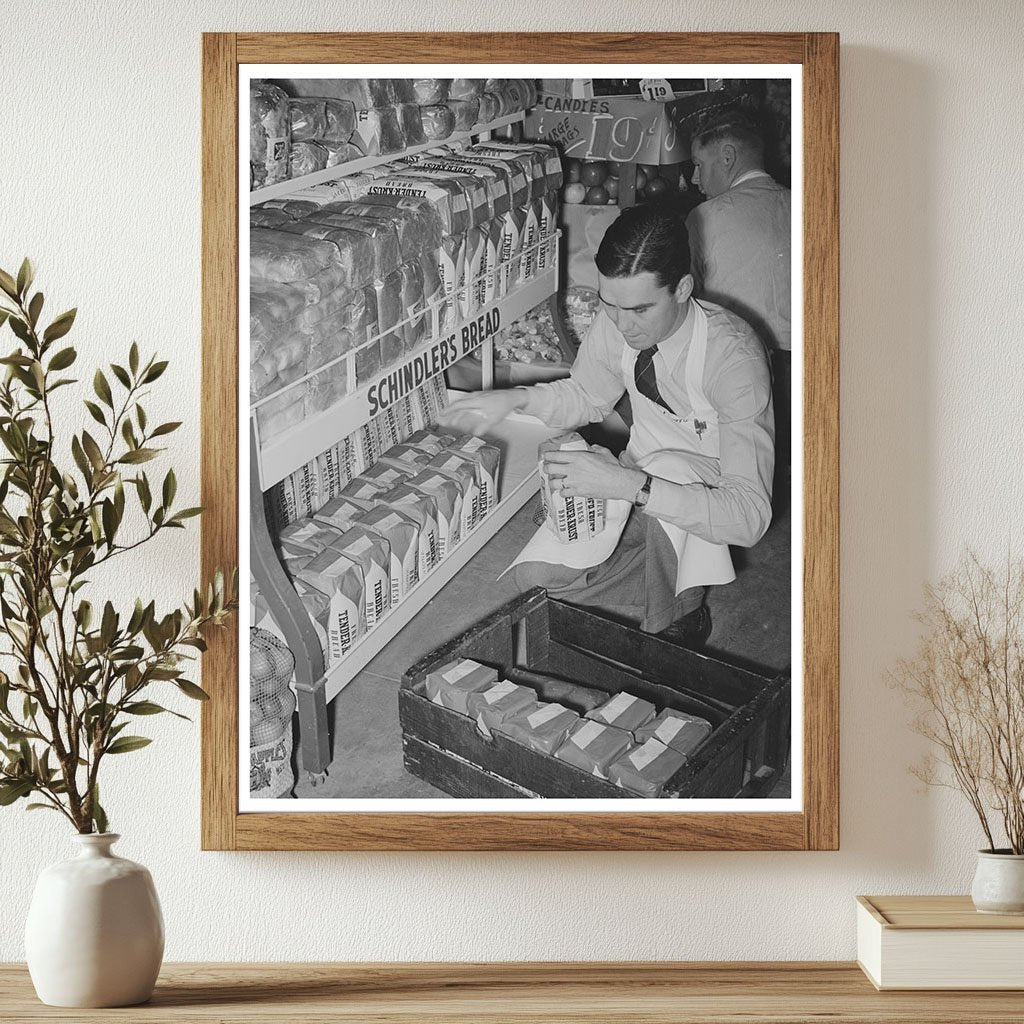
[639, 79, 673, 102]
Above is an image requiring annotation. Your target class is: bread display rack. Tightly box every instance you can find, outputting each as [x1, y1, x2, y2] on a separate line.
[248, 111, 570, 779]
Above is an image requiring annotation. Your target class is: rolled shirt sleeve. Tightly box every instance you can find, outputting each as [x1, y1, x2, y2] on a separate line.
[518, 310, 626, 428]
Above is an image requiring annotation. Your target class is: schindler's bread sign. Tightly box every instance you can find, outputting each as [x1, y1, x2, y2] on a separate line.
[538, 433, 607, 544]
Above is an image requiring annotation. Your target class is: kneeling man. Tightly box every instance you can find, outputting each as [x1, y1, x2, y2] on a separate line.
[440, 205, 774, 645]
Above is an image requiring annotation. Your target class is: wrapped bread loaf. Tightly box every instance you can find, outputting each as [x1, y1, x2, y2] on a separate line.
[250, 81, 290, 187]
[396, 102, 427, 147]
[420, 104, 456, 142]
[607, 738, 689, 798]
[538, 433, 607, 543]
[407, 468, 462, 557]
[250, 228, 342, 284]
[277, 78, 391, 108]
[304, 363, 348, 416]
[359, 505, 420, 604]
[289, 140, 329, 178]
[427, 451, 479, 538]
[448, 78, 484, 101]
[585, 691, 657, 733]
[260, 198, 321, 219]
[287, 98, 329, 142]
[445, 99, 480, 132]
[288, 211, 400, 281]
[379, 484, 440, 577]
[314, 493, 372, 532]
[296, 547, 366, 660]
[424, 659, 499, 715]
[249, 207, 292, 229]
[497, 701, 580, 756]
[632, 709, 713, 759]
[352, 106, 406, 156]
[466, 680, 536, 740]
[554, 719, 633, 779]
[412, 78, 450, 105]
[332, 524, 391, 629]
[477, 92, 501, 124]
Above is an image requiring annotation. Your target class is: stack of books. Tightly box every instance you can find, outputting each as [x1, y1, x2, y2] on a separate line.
[857, 895, 1024, 990]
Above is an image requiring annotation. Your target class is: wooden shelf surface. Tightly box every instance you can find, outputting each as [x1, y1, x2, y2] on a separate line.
[4, 962, 1024, 1022]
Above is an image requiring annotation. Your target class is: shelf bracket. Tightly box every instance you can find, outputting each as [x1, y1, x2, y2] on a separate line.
[249, 427, 331, 778]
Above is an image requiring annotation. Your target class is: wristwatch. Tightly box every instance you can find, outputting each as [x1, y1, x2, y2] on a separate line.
[633, 473, 653, 508]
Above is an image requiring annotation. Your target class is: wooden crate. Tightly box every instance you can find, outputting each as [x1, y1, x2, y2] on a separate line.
[399, 589, 790, 799]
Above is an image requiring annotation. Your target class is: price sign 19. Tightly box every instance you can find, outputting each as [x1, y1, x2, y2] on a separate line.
[639, 78, 673, 102]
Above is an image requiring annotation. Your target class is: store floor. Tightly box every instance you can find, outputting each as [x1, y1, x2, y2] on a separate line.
[294, 481, 793, 800]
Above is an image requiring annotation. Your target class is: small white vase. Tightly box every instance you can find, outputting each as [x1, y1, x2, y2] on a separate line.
[24, 833, 164, 1007]
[971, 849, 1024, 915]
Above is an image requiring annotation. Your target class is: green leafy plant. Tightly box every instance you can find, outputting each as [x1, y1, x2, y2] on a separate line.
[0, 259, 237, 833]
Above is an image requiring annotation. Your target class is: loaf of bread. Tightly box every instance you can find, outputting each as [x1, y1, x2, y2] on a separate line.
[607, 739, 688, 798]
[250, 81, 290, 187]
[411, 78, 450, 105]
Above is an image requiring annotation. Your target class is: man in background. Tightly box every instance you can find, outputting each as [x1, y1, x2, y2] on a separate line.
[686, 110, 792, 468]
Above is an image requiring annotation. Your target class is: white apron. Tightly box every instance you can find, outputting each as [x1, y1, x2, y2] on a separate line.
[624, 300, 735, 592]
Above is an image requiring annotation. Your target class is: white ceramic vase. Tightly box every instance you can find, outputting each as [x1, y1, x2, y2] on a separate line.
[971, 850, 1024, 915]
[24, 833, 164, 1007]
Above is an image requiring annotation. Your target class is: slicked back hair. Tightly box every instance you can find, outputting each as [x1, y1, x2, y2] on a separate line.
[691, 109, 765, 160]
[595, 206, 691, 292]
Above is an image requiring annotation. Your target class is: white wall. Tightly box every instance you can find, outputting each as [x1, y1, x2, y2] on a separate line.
[2, 1, 1022, 961]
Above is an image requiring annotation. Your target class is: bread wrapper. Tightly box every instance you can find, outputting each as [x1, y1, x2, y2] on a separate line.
[495, 701, 580, 756]
[340, 474, 388, 504]
[466, 680, 536, 740]
[277, 78, 391, 108]
[250, 228, 342, 284]
[352, 105, 406, 155]
[584, 691, 657, 733]
[424, 658, 500, 715]
[296, 546, 366, 660]
[632, 709, 713, 759]
[448, 78, 484, 101]
[404, 428, 459, 454]
[426, 450, 479, 537]
[419, 104, 456, 142]
[332, 525, 391, 629]
[412, 78, 450, 105]
[314, 494, 372, 532]
[250, 206, 293, 229]
[289, 140, 329, 177]
[360, 458, 413, 493]
[538, 433, 607, 544]
[295, 209, 401, 281]
[276, 518, 344, 555]
[445, 98, 480, 132]
[445, 436, 501, 520]
[607, 738, 688, 798]
[359, 505, 420, 604]
[381, 443, 433, 470]
[554, 719, 633, 779]
[406, 468, 462, 558]
[316, 438, 363, 502]
[250, 81, 290, 187]
[379, 484, 440, 578]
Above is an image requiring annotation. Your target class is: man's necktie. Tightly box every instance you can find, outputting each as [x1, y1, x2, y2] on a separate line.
[633, 345, 674, 413]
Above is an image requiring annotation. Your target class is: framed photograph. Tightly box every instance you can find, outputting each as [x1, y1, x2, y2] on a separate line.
[201, 32, 838, 851]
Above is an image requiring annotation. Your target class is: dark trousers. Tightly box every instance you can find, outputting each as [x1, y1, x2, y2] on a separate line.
[510, 508, 705, 633]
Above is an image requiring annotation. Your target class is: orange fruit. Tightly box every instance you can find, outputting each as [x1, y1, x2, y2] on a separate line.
[584, 185, 609, 205]
[580, 161, 608, 186]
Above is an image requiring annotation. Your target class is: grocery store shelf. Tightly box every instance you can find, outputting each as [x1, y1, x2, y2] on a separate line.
[322, 408, 557, 705]
[249, 112, 526, 206]
[253, 265, 559, 490]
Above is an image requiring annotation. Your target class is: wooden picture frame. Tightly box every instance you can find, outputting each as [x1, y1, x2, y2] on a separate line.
[201, 32, 838, 851]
